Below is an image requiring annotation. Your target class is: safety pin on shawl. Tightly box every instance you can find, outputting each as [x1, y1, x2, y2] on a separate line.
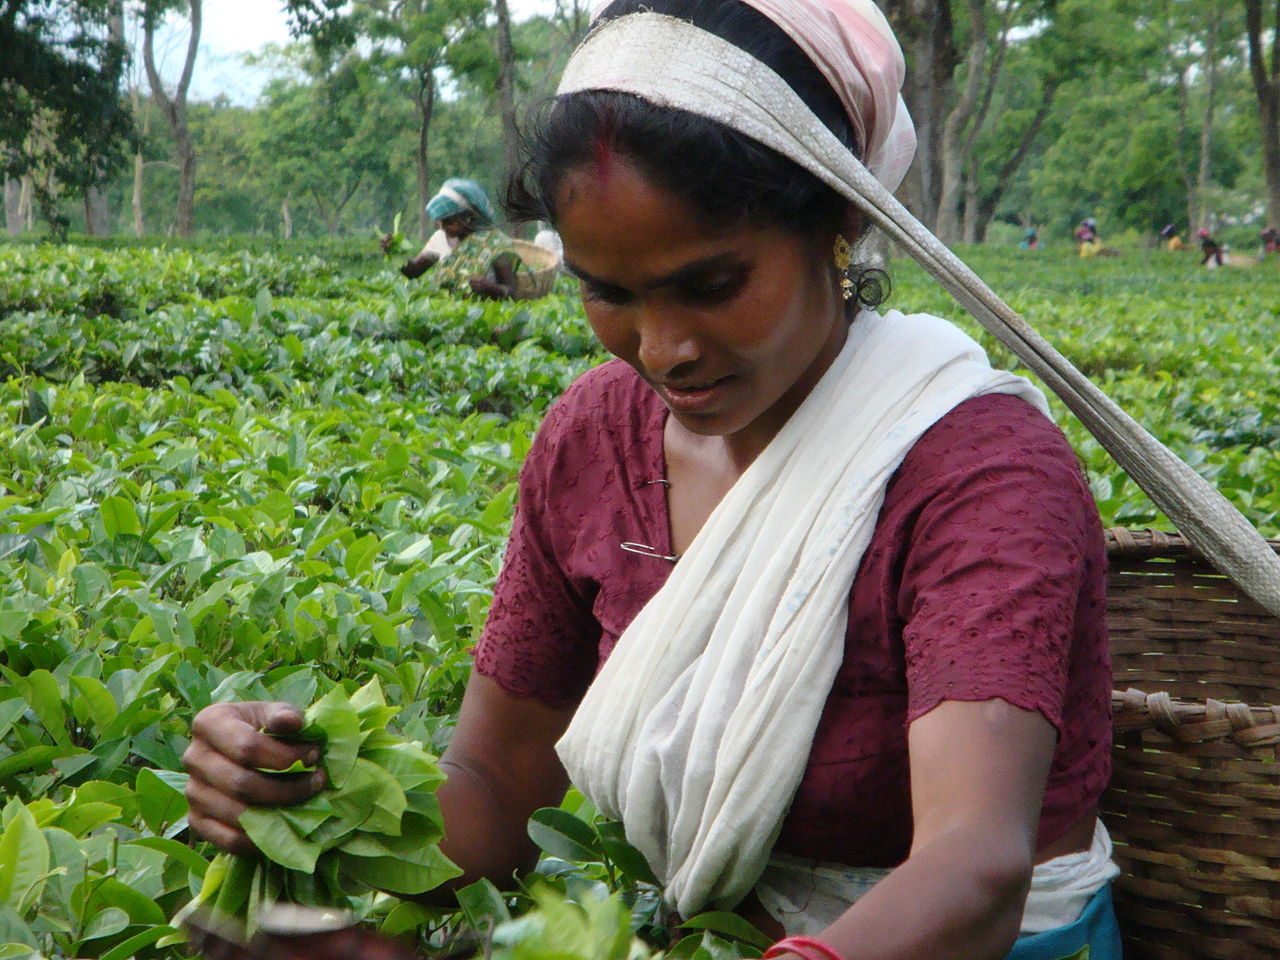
[620, 478, 680, 561]
[620, 541, 680, 563]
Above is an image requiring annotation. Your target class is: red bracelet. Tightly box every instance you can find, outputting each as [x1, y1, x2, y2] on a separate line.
[762, 936, 846, 960]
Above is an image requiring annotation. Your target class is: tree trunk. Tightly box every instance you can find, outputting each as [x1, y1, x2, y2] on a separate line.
[83, 0, 124, 237]
[281, 197, 293, 239]
[142, 0, 202, 237]
[960, 0, 1017, 243]
[174, 122, 197, 236]
[84, 187, 112, 236]
[883, 0, 957, 228]
[961, 164, 979, 243]
[1173, 61, 1196, 233]
[1163, 0, 1197, 232]
[19, 177, 34, 230]
[558, 0, 588, 45]
[972, 82, 1057, 243]
[1195, 11, 1220, 231]
[132, 150, 146, 235]
[130, 68, 147, 237]
[415, 70, 437, 241]
[1245, 0, 1280, 227]
[936, 0, 988, 244]
[493, 0, 520, 190]
[4, 175, 22, 236]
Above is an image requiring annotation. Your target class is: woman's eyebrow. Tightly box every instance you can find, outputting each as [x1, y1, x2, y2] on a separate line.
[563, 253, 741, 291]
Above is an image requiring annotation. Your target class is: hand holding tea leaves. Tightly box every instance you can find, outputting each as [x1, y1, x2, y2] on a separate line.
[180, 680, 460, 935]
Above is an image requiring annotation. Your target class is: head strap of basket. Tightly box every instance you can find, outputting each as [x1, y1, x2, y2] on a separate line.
[558, 1, 1280, 613]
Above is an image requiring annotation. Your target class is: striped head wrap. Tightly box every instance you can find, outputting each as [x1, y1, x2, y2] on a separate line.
[566, 0, 916, 192]
[425, 178, 497, 226]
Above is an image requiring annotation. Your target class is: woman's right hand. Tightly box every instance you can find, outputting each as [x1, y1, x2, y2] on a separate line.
[183, 702, 327, 855]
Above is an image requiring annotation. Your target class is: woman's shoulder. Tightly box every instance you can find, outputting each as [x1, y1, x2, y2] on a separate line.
[905, 392, 1076, 476]
[880, 392, 1105, 588]
[532, 359, 663, 458]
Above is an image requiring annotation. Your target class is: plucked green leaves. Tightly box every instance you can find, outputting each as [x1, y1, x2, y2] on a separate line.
[183, 679, 459, 931]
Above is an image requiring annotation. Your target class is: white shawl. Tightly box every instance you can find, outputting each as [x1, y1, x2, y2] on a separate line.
[556, 310, 1048, 917]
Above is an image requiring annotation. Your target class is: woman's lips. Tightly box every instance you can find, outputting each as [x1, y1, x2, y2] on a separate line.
[658, 375, 735, 414]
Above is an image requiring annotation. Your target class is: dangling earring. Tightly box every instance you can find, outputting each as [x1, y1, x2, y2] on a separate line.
[833, 234, 854, 301]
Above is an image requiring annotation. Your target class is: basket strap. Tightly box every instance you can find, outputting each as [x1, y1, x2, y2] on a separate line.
[557, 14, 1280, 616]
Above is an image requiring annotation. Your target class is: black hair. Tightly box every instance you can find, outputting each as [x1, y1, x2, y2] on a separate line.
[505, 0, 889, 310]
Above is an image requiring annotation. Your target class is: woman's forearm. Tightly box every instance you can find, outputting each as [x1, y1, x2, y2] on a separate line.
[434, 756, 552, 887]
[405, 675, 576, 905]
[813, 828, 1032, 960]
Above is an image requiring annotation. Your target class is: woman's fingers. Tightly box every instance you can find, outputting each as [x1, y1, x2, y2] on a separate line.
[189, 702, 318, 774]
[183, 701, 326, 851]
[187, 737, 324, 806]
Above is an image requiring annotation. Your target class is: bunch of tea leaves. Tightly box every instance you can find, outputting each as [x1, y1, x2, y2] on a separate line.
[181, 679, 460, 934]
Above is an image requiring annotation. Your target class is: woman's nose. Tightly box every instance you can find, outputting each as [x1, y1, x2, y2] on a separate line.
[636, 308, 700, 378]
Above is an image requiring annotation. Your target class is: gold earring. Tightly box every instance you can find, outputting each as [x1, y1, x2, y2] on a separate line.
[833, 234, 854, 301]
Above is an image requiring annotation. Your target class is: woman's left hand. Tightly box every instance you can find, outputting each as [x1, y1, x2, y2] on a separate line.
[469, 277, 511, 299]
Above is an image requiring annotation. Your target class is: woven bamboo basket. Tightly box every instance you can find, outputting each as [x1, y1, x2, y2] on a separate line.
[1103, 527, 1280, 960]
[510, 238, 561, 300]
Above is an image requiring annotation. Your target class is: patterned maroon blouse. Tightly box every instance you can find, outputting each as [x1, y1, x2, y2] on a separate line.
[473, 359, 1112, 868]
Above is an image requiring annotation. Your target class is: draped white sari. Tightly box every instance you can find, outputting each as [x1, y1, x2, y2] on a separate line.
[556, 309, 1048, 918]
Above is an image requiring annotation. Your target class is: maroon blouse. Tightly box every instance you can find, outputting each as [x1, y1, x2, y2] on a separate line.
[473, 359, 1112, 868]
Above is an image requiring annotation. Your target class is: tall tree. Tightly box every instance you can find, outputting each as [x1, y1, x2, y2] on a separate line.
[3, 175, 20, 235]
[83, 0, 124, 234]
[1244, 0, 1280, 226]
[248, 46, 405, 235]
[492, 0, 519, 188]
[1165, 2, 1231, 233]
[140, 0, 201, 236]
[1, 0, 133, 237]
[936, 0, 989, 244]
[358, 0, 488, 240]
[554, 0, 587, 46]
[965, 0, 1159, 242]
[882, 0, 958, 228]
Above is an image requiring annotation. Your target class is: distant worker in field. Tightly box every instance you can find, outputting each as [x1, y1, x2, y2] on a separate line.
[1260, 226, 1279, 261]
[1159, 224, 1183, 252]
[1019, 227, 1039, 250]
[1197, 228, 1224, 268]
[1074, 218, 1103, 257]
[399, 178, 531, 299]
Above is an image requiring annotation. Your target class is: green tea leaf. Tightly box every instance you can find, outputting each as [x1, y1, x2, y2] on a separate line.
[528, 807, 601, 863]
[456, 878, 512, 929]
[100, 496, 142, 539]
[0, 802, 49, 911]
[135, 768, 189, 835]
[128, 837, 209, 879]
[97, 924, 178, 960]
[678, 912, 772, 950]
[338, 845, 460, 895]
[82, 906, 130, 941]
[301, 687, 361, 788]
[239, 808, 324, 873]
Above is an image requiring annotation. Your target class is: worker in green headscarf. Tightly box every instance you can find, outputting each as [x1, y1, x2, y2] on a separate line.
[400, 178, 524, 299]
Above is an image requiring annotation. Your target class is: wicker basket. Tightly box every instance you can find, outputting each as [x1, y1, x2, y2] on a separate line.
[1103, 527, 1280, 960]
[510, 238, 561, 300]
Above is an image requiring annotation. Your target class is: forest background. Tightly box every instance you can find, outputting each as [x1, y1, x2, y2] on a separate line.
[4, 0, 1280, 251]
